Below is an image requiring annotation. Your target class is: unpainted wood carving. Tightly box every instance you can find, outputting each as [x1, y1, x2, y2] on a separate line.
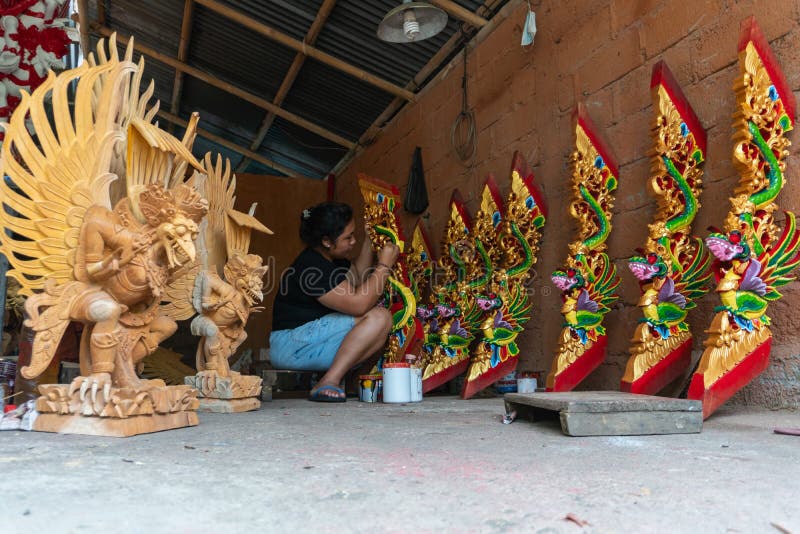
[0, 36, 207, 435]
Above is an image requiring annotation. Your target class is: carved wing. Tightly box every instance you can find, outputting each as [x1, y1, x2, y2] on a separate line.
[758, 211, 800, 300]
[670, 237, 712, 307]
[586, 252, 620, 312]
[0, 38, 144, 295]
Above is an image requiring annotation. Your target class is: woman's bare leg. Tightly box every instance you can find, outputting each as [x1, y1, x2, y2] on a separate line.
[312, 307, 391, 399]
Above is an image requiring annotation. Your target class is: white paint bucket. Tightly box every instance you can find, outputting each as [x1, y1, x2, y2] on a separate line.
[382, 362, 411, 403]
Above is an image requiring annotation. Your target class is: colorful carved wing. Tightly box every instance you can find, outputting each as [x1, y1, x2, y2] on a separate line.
[0, 37, 145, 296]
[757, 211, 800, 300]
[407, 220, 436, 301]
[585, 252, 620, 313]
[689, 17, 799, 418]
[435, 190, 472, 296]
[671, 237, 712, 307]
[359, 174, 417, 363]
[502, 152, 547, 278]
[359, 174, 406, 252]
[547, 106, 619, 392]
[468, 175, 504, 291]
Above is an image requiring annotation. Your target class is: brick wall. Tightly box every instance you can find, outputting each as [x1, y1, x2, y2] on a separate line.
[335, 0, 800, 408]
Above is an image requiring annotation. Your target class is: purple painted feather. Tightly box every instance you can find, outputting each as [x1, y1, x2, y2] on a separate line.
[493, 310, 513, 330]
[576, 289, 599, 313]
[429, 318, 440, 333]
[657, 277, 687, 308]
[449, 319, 468, 338]
[738, 259, 767, 296]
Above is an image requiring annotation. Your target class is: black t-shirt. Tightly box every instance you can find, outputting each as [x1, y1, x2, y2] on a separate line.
[272, 248, 352, 331]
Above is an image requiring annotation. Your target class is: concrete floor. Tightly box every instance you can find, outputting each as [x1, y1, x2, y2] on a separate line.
[0, 396, 798, 533]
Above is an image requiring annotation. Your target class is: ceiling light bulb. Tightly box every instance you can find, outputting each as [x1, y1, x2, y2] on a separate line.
[403, 9, 420, 40]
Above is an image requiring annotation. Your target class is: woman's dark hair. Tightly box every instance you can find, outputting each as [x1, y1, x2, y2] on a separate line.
[299, 201, 353, 247]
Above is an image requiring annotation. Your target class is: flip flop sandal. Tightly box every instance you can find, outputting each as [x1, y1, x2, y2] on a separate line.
[308, 385, 346, 403]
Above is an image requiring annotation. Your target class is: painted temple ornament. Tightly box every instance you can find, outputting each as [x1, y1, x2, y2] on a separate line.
[414, 153, 546, 398]
[0, 37, 206, 436]
[688, 17, 800, 418]
[621, 61, 712, 395]
[461, 154, 547, 399]
[418, 189, 480, 393]
[547, 106, 620, 392]
[359, 175, 419, 365]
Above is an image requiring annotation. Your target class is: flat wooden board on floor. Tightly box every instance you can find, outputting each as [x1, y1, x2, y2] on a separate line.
[504, 391, 702, 437]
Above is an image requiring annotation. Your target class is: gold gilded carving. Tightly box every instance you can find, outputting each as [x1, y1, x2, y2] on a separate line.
[690, 18, 800, 417]
[623, 62, 711, 392]
[547, 108, 619, 391]
[358, 175, 417, 364]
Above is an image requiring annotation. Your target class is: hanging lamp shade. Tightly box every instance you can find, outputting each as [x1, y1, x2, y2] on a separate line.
[377, 1, 448, 43]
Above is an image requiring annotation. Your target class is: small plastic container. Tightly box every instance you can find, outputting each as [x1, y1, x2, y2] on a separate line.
[516, 371, 541, 393]
[382, 362, 411, 403]
[409, 367, 423, 402]
[358, 374, 382, 402]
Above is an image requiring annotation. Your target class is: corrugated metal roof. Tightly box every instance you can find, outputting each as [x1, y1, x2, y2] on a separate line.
[92, 0, 509, 179]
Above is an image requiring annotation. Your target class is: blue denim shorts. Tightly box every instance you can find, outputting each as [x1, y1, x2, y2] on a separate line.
[269, 313, 356, 371]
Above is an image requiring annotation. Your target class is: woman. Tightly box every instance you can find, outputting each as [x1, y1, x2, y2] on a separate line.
[270, 201, 400, 402]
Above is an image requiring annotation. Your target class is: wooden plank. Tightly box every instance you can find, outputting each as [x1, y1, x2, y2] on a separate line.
[170, 0, 196, 117]
[504, 391, 703, 436]
[237, 0, 338, 172]
[76, 0, 90, 57]
[94, 26, 357, 150]
[430, 0, 488, 28]
[156, 110, 303, 178]
[194, 0, 415, 102]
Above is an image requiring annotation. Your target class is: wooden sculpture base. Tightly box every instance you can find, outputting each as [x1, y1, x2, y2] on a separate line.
[33, 382, 199, 437]
[197, 397, 260, 413]
[461, 356, 518, 400]
[33, 412, 199, 437]
[620, 336, 693, 395]
[422, 358, 469, 394]
[688, 336, 772, 419]
[546, 335, 608, 392]
[185, 373, 262, 413]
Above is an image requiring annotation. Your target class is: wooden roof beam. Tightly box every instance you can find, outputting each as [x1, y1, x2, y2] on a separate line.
[156, 110, 305, 178]
[76, 0, 90, 57]
[170, 0, 195, 117]
[94, 26, 357, 150]
[430, 0, 488, 28]
[193, 0, 415, 102]
[236, 0, 338, 173]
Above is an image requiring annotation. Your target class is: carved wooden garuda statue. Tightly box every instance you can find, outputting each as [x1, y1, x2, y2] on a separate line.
[183, 154, 272, 411]
[0, 36, 209, 436]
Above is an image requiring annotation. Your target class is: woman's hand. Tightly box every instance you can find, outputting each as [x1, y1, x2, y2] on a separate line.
[378, 243, 400, 268]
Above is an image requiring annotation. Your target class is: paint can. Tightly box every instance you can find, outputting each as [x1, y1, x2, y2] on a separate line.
[358, 374, 382, 403]
[494, 370, 518, 394]
[409, 366, 423, 402]
[382, 362, 411, 403]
